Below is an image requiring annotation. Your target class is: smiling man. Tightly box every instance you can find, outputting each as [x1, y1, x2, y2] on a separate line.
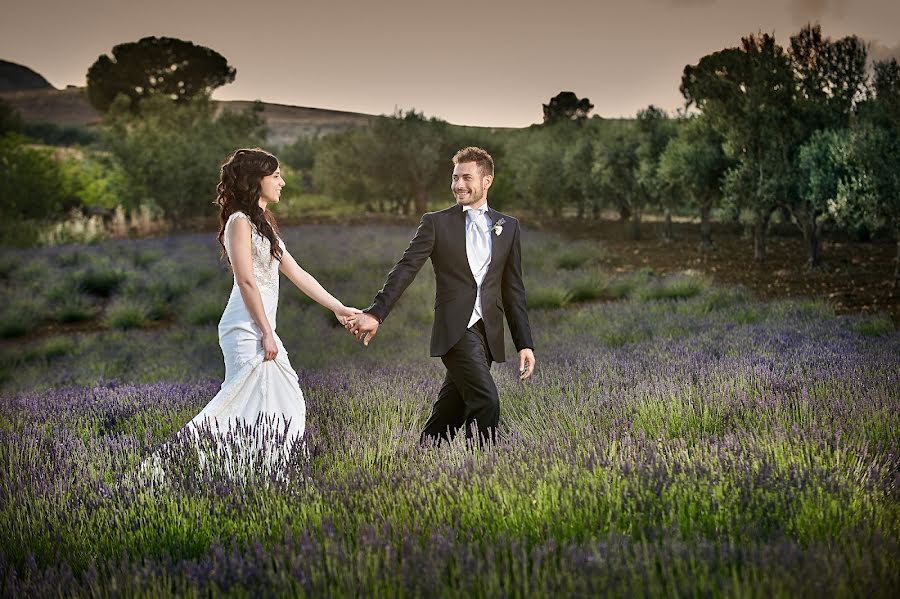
[347, 146, 535, 446]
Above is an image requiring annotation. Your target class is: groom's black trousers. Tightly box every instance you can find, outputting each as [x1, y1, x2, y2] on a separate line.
[420, 319, 499, 446]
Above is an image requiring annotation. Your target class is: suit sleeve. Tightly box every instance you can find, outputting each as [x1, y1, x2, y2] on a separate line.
[501, 221, 534, 351]
[365, 213, 435, 323]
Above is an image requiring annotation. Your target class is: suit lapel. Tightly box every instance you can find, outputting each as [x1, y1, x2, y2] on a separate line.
[486, 207, 506, 276]
[447, 204, 469, 275]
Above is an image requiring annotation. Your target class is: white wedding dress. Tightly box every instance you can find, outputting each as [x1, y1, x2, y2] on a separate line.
[189, 211, 306, 439]
[137, 212, 305, 484]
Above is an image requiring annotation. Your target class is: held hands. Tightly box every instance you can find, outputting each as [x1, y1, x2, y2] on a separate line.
[344, 312, 379, 346]
[518, 348, 536, 380]
[334, 305, 363, 327]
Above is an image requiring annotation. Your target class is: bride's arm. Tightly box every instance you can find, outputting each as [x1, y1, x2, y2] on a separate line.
[279, 249, 359, 323]
[229, 218, 278, 360]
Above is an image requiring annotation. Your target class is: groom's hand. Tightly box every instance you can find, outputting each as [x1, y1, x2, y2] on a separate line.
[518, 348, 535, 380]
[348, 312, 380, 347]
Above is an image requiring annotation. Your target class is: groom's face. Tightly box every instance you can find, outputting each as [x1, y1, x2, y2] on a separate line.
[451, 161, 492, 207]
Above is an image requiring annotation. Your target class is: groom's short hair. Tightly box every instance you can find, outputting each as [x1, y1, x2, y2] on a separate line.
[452, 146, 494, 177]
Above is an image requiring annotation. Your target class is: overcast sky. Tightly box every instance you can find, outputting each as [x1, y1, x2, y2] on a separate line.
[2, 0, 898, 127]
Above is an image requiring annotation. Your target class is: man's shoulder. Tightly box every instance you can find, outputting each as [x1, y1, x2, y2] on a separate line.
[429, 204, 462, 217]
[490, 209, 519, 225]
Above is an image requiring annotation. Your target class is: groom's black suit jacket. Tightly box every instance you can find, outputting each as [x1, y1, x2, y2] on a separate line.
[366, 203, 533, 362]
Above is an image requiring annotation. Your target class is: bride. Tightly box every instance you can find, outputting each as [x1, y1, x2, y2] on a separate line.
[183, 147, 359, 466]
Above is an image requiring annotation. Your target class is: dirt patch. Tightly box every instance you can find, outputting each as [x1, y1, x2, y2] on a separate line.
[541, 217, 898, 326]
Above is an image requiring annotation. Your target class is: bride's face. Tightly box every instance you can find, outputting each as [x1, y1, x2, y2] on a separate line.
[258, 169, 285, 207]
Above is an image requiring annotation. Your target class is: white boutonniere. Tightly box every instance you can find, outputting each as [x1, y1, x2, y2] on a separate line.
[491, 217, 506, 236]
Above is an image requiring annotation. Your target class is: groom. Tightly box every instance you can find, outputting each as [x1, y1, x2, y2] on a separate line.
[348, 146, 535, 445]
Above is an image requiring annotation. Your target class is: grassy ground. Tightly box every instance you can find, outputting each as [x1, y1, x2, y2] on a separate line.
[1, 224, 898, 596]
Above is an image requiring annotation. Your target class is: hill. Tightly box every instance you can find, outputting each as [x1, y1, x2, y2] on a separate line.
[0, 86, 103, 126]
[0, 60, 53, 92]
[216, 100, 375, 145]
[0, 84, 378, 145]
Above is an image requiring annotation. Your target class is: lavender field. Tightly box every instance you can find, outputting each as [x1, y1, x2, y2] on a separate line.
[1, 225, 899, 596]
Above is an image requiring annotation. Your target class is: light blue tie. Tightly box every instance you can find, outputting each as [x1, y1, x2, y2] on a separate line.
[467, 208, 490, 278]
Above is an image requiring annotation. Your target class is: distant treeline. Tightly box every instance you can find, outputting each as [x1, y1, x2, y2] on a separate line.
[307, 25, 900, 278]
[1, 26, 898, 282]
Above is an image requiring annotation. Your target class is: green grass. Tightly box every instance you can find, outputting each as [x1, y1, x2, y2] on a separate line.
[852, 315, 895, 337]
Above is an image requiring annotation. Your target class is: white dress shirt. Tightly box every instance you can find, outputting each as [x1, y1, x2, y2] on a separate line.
[463, 204, 492, 328]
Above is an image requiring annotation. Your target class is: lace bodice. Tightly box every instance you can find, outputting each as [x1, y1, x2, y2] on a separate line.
[223, 211, 284, 293]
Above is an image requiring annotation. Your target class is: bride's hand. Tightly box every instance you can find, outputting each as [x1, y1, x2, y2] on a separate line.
[335, 305, 362, 326]
[261, 331, 278, 361]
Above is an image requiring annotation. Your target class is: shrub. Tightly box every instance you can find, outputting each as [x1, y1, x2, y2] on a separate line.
[131, 250, 163, 268]
[78, 268, 127, 297]
[0, 310, 37, 339]
[16, 262, 51, 290]
[528, 286, 571, 309]
[104, 300, 151, 329]
[0, 256, 16, 279]
[0, 134, 67, 221]
[23, 337, 77, 361]
[55, 251, 91, 268]
[102, 96, 267, 219]
[637, 275, 708, 302]
[22, 122, 98, 146]
[55, 296, 98, 324]
[554, 242, 605, 270]
[568, 275, 607, 303]
[184, 297, 224, 326]
[733, 307, 764, 324]
[700, 287, 749, 314]
[606, 278, 637, 300]
[0, 305, 39, 338]
[851, 316, 895, 337]
[38, 211, 109, 246]
[600, 328, 647, 348]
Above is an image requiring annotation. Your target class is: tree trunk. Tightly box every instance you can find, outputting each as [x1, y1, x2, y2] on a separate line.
[699, 202, 714, 252]
[626, 211, 642, 240]
[895, 232, 899, 288]
[617, 203, 631, 223]
[415, 187, 427, 216]
[753, 210, 770, 262]
[662, 208, 674, 242]
[805, 217, 822, 269]
[551, 198, 564, 218]
[791, 207, 823, 269]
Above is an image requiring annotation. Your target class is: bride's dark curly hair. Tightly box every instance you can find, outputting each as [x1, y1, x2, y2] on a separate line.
[215, 148, 284, 264]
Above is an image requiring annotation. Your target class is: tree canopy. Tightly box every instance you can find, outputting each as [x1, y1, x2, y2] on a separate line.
[542, 91, 594, 123]
[102, 95, 266, 219]
[87, 37, 236, 113]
